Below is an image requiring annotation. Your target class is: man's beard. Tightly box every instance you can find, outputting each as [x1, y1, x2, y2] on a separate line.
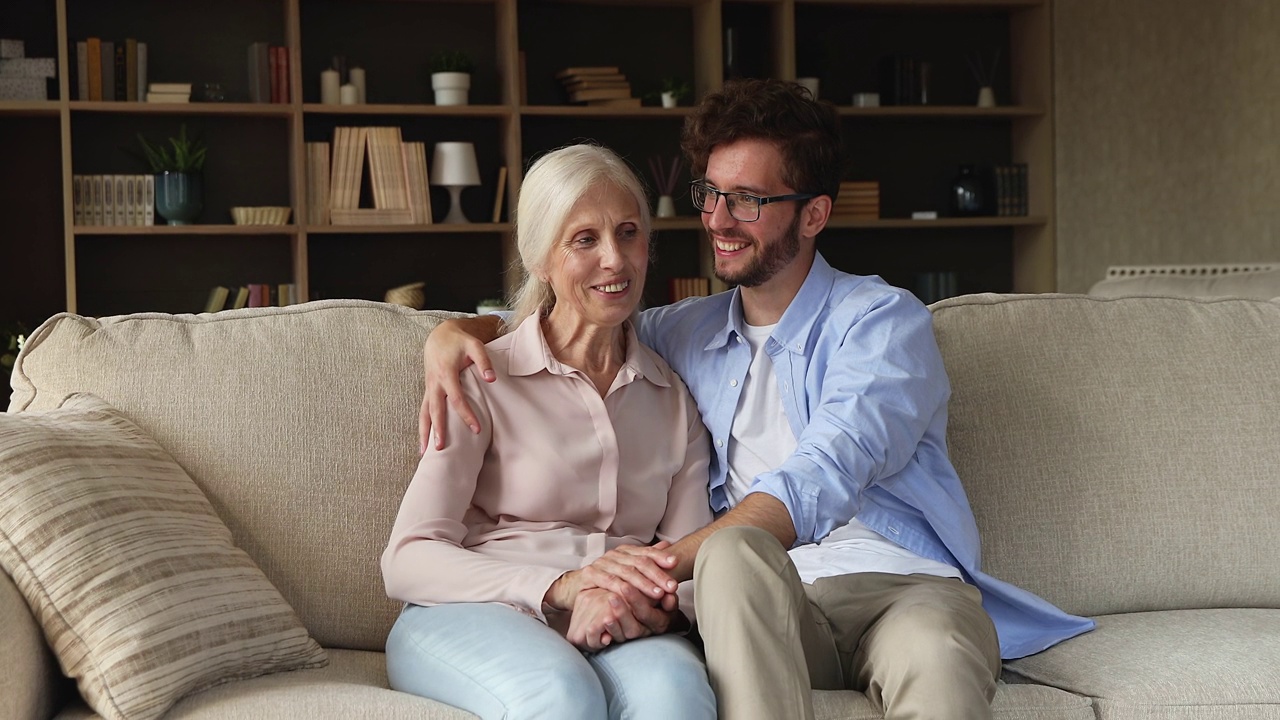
[713, 210, 803, 288]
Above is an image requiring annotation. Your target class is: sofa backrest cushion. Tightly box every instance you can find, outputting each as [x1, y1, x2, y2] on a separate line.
[931, 294, 1280, 617]
[9, 300, 467, 651]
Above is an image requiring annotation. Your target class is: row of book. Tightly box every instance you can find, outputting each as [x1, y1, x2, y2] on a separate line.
[669, 277, 712, 303]
[0, 38, 56, 101]
[993, 164, 1030, 217]
[832, 181, 880, 220]
[915, 271, 959, 305]
[309, 127, 433, 225]
[247, 42, 290, 104]
[204, 284, 298, 313]
[73, 38, 147, 102]
[72, 174, 155, 227]
[556, 66, 640, 108]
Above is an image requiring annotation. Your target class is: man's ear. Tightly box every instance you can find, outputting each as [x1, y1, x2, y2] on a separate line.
[804, 194, 833, 237]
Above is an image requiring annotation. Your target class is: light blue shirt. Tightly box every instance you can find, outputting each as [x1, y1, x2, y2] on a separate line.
[638, 253, 1094, 659]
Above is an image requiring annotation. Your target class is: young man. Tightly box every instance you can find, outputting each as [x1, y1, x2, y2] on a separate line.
[418, 79, 1093, 720]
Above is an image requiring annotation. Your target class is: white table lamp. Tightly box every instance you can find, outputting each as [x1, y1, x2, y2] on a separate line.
[430, 142, 481, 223]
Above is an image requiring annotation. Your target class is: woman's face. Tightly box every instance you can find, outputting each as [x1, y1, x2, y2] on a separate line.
[543, 182, 648, 330]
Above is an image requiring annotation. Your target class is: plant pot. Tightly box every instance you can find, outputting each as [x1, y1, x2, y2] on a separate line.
[432, 72, 471, 106]
[154, 172, 203, 225]
[661, 92, 678, 109]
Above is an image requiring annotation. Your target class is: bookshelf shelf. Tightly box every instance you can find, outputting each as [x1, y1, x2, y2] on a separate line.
[73, 225, 300, 236]
[0, 101, 61, 116]
[304, 223, 511, 234]
[6, 0, 1054, 326]
[69, 102, 295, 117]
[826, 216, 1047, 230]
[836, 105, 1044, 118]
[520, 106, 695, 118]
[304, 104, 513, 118]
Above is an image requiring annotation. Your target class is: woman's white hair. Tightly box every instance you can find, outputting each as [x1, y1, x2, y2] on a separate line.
[507, 144, 652, 328]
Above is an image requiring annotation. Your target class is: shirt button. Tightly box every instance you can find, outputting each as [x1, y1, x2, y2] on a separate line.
[715, 439, 724, 448]
[729, 379, 738, 387]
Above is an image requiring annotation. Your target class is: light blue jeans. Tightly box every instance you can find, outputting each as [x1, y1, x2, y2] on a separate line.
[386, 603, 716, 720]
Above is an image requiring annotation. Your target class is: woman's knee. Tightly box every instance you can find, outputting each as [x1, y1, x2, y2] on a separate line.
[591, 636, 716, 720]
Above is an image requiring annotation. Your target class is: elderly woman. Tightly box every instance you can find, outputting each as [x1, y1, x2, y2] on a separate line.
[381, 144, 716, 720]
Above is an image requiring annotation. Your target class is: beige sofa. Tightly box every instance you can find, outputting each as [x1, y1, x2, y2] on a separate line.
[4, 294, 1279, 720]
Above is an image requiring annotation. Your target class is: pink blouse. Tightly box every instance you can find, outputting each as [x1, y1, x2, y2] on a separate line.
[382, 314, 712, 624]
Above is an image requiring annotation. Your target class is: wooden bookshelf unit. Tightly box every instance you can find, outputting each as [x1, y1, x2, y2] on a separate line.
[0, 0, 1053, 328]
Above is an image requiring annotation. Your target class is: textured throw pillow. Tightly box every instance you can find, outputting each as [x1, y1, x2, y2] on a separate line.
[0, 393, 327, 720]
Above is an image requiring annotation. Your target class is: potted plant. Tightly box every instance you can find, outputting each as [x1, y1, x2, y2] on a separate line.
[431, 50, 475, 106]
[656, 77, 690, 108]
[137, 124, 208, 225]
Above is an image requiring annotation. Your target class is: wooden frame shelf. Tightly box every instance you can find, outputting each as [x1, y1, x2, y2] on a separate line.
[68, 102, 295, 117]
[0, 101, 61, 116]
[303, 104, 513, 118]
[826, 216, 1047, 230]
[5, 0, 1054, 325]
[304, 223, 511, 234]
[837, 105, 1045, 118]
[73, 225, 300, 236]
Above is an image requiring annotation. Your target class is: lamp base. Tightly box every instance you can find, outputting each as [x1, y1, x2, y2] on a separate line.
[442, 185, 470, 223]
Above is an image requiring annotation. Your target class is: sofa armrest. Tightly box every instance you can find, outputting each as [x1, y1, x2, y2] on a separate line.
[0, 568, 66, 720]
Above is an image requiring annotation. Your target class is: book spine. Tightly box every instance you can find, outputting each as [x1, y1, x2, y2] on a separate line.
[124, 39, 138, 102]
[135, 43, 147, 102]
[72, 175, 83, 225]
[143, 174, 154, 226]
[113, 43, 125, 101]
[75, 41, 88, 100]
[100, 41, 114, 102]
[86, 38, 102, 101]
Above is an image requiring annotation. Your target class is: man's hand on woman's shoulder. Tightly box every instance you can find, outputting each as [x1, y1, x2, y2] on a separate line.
[419, 315, 504, 453]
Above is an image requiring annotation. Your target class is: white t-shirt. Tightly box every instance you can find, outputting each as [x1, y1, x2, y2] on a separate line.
[726, 322, 963, 584]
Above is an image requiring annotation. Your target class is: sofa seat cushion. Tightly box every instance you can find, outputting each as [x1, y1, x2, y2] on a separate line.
[52, 649, 478, 720]
[814, 682, 1093, 719]
[1005, 609, 1280, 719]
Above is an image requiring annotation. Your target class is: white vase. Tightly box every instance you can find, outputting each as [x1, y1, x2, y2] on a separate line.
[432, 72, 471, 106]
[976, 86, 996, 108]
[656, 195, 676, 218]
[661, 91, 677, 108]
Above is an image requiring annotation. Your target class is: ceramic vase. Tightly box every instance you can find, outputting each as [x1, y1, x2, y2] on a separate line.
[154, 172, 202, 225]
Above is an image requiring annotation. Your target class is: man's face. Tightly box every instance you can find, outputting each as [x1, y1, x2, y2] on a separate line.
[701, 138, 805, 288]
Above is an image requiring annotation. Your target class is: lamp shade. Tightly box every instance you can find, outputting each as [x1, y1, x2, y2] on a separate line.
[430, 142, 481, 187]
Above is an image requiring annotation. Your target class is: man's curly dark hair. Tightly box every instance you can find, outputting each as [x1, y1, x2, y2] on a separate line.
[680, 78, 846, 201]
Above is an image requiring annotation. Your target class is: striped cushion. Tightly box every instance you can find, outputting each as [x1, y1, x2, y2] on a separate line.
[0, 393, 327, 720]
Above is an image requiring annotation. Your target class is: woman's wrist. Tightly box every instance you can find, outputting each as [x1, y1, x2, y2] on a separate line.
[543, 570, 581, 611]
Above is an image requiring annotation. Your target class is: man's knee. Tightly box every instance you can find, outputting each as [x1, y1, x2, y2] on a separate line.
[695, 526, 786, 576]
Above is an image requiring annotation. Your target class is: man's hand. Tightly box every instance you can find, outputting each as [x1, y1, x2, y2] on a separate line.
[578, 542, 681, 604]
[418, 315, 503, 453]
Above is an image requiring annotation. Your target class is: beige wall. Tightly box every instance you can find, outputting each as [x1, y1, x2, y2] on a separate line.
[1054, 0, 1280, 293]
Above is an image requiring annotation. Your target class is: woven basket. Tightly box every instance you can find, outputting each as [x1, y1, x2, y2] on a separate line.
[230, 206, 292, 225]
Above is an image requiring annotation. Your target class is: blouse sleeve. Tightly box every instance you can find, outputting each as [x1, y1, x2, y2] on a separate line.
[654, 382, 714, 626]
[380, 367, 565, 620]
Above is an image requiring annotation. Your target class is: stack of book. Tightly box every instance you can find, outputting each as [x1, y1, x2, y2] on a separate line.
[0, 38, 56, 101]
[993, 164, 1029, 216]
[247, 42, 290, 103]
[831, 181, 880, 220]
[311, 127, 431, 226]
[670, 277, 711, 303]
[146, 82, 191, 103]
[71, 174, 154, 227]
[556, 66, 639, 108]
[204, 284, 298, 313]
[72, 38, 146, 102]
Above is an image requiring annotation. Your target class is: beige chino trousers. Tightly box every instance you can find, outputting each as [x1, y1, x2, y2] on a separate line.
[694, 526, 1001, 720]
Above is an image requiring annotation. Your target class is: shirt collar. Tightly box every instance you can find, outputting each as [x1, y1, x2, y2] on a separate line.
[507, 313, 670, 388]
[705, 252, 837, 355]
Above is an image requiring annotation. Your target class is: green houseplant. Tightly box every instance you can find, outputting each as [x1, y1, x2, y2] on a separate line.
[650, 77, 691, 108]
[431, 50, 474, 106]
[137, 124, 207, 225]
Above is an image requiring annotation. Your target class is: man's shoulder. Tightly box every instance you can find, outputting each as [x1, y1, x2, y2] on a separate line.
[819, 271, 930, 328]
[639, 292, 733, 343]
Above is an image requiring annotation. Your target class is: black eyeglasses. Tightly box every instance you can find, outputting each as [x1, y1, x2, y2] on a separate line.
[689, 181, 817, 223]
